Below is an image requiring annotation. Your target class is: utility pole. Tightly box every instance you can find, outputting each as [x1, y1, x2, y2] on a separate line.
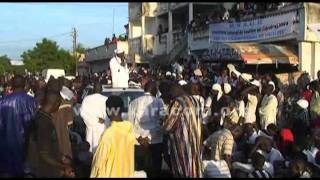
[112, 8, 115, 34]
[72, 27, 78, 76]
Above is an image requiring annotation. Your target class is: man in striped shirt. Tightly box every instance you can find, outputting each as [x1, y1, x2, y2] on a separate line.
[203, 124, 243, 169]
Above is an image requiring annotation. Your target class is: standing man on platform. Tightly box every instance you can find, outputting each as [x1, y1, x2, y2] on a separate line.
[109, 48, 129, 88]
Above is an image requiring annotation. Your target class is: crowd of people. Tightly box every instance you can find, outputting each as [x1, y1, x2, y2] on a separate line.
[186, 2, 297, 34]
[0, 53, 320, 178]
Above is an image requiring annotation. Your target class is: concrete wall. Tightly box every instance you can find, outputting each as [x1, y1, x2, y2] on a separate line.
[145, 16, 156, 35]
[142, 3, 158, 17]
[304, 3, 320, 42]
[89, 60, 109, 74]
[129, 3, 141, 21]
[298, 3, 320, 80]
[131, 25, 142, 38]
[299, 41, 320, 80]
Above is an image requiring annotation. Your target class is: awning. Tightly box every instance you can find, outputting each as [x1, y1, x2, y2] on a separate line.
[208, 43, 299, 65]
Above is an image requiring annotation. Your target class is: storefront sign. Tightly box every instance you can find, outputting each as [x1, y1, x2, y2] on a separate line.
[209, 10, 300, 43]
[209, 43, 241, 60]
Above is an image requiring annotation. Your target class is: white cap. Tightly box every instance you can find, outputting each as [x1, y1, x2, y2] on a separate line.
[224, 83, 232, 94]
[240, 73, 253, 82]
[172, 73, 177, 78]
[250, 80, 261, 87]
[268, 81, 276, 92]
[212, 83, 222, 92]
[60, 86, 74, 101]
[297, 99, 309, 109]
[194, 68, 202, 76]
[166, 71, 172, 76]
[114, 47, 124, 54]
[178, 80, 188, 86]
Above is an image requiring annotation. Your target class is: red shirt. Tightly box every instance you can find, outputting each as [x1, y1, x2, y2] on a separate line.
[277, 128, 294, 153]
[301, 90, 313, 103]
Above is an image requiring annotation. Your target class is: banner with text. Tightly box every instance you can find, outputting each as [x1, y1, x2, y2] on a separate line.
[209, 10, 300, 43]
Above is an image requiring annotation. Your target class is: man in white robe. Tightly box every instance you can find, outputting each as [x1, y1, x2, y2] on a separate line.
[259, 81, 278, 130]
[80, 82, 109, 153]
[109, 48, 129, 88]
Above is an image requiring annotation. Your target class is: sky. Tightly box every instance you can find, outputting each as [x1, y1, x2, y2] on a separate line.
[0, 3, 128, 60]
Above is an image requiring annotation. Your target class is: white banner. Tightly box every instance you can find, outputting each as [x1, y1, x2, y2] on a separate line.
[308, 23, 320, 40]
[209, 10, 300, 43]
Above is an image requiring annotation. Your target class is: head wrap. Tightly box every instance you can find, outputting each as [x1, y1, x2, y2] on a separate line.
[223, 83, 232, 94]
[194, 68, 202, 76]
[178, 80, 188, 86]
[114, 47, 124, 54]
[212, 83, 223, 101]
[250, 79, 261, 87]
[268, 81, 276, 92]
[240, 73, 253, 82]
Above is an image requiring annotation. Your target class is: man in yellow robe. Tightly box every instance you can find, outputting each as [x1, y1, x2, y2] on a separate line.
[90, 95, 137, 178]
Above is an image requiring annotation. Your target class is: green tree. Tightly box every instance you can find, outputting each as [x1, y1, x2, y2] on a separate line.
[21, 38, 76, 74]
[76, 43, 88, 54]
[0, 55, 11, 74]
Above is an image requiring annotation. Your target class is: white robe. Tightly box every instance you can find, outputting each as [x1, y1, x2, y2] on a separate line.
[244, 94, 258, 124]
[109, 56, 129, 88]
[80, 93, 109, 153]
[259, 94, 278, 130]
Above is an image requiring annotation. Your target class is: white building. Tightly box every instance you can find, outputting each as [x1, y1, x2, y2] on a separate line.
[129, 2, 320, 79]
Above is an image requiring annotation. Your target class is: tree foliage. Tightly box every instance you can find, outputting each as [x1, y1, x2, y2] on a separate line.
[21, 38, 76, 75]
[0, 55, 11, 74]
[76, 43, 88, 54]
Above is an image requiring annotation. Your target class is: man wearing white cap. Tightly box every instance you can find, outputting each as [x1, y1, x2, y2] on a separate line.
[240, 80, 260, 126]
[80, 82, 109, 153]
[190, 68, 203, 84]
[227, 64, 241, 88]
[203, 84, 224, 126]
[109, 48, 129, 88]
[292, 99, 310, 146]
[259, 81, 278, 130]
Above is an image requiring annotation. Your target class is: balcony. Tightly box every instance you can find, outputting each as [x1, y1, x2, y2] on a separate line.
[154, 33, 168, 55]
[170, 3, 188, 10]
[173, 30, 185, 46]
[192, 27, 209, 40]
[143, 35, 154, 55]
[154, 3, 169, 16]
[129, 3, 142, 21]
[129, 37, 142, 55]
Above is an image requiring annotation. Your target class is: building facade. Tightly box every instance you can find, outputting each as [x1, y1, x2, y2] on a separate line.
[128, 2, 320, 79]
[83, 41, 128, 74]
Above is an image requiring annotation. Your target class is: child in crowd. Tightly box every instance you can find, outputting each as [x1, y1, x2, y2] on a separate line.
[248, 152, 272, 178]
